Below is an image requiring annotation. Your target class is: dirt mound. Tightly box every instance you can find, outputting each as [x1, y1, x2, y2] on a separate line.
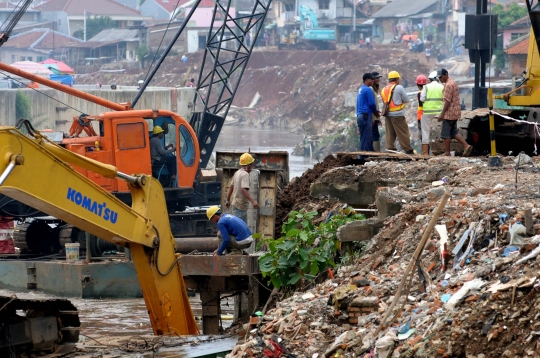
[75, 47, 431, 131]
[229, 156, 540, 357]
[275, 153, 356, 235]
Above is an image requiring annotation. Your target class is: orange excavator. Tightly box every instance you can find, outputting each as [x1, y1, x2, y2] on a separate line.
[0, 0, 273, 254]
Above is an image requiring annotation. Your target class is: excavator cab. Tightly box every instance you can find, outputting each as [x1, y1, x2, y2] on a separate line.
[64, 110, 199, 198]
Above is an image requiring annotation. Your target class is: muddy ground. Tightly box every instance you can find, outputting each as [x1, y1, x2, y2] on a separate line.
[76, 46, 432, 131]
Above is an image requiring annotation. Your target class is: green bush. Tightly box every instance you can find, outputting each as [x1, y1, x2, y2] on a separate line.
[15, 90, 31, 121]
[258, 209, 366, 291]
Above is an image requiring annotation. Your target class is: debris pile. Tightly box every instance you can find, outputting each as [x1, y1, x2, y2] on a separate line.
[234, 155, 540, 357]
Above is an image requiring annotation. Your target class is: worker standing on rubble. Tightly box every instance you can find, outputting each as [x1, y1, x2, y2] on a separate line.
[416, 74, 427, 147]
[371, 71, 383, 151]
[436, 68, 473, 157]
[380, 71, 414, 154]
[419, 71, 444, 155]
[356, 73, 380, 154]
[225, 153, 259, 223]
[207, 206, 253, 255]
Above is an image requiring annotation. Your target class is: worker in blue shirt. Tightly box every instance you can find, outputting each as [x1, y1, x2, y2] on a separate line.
[356, 73, 381, 153]
[206, 206, 253, 255]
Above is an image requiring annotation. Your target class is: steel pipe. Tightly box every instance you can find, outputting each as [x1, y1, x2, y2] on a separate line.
[174, 237, 219, 254]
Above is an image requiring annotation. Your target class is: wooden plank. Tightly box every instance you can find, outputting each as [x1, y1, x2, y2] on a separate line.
[257, 171, 277, 240]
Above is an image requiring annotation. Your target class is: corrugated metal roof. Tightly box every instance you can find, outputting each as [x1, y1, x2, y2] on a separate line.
[88, 29, 138, 42]
[372, 0, 438, 18]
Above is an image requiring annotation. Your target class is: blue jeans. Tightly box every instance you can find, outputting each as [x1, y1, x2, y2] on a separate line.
[357, 114, 374, 152]
[232, 206, 248, 223]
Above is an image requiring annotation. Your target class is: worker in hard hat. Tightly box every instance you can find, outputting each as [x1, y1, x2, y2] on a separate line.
[419, 71, 444, 155]
[137, 80, 144, 90]
[380, 71, 414, 154]
[416, 74, 427, 148]
[225, 153, 259, 223]
[150, 126, 176, 185]
[207, 206, 253, 255]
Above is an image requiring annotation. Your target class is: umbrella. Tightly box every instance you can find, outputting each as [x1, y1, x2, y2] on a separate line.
[10, 61, 53, 76]
[39, 59, 75, 74]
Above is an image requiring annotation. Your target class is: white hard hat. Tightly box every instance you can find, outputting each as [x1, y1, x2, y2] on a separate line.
[428, 71, 438, 80]
[138, 80, 144, 84]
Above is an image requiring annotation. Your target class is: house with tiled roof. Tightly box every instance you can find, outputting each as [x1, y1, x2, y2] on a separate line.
[0, 28, 82, 65]
[35, 0, 148, 37]
[140, 0, 215, 20]
[505, 35, 529, 76]
[502, 16, 530, 48]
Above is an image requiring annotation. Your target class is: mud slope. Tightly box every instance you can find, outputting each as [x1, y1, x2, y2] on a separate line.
[76, 47, 430, 128]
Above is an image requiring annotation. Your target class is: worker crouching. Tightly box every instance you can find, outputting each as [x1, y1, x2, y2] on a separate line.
[207, 206, 253, 256]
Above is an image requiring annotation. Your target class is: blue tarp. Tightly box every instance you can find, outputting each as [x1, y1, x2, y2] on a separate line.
[49, 74, 75, 87]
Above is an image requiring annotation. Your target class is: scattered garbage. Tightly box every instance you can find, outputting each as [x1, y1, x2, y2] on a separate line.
[229, 154, 540, 358]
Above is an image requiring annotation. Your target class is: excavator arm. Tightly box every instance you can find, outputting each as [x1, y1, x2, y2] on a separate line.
[0, 124, 199, 335]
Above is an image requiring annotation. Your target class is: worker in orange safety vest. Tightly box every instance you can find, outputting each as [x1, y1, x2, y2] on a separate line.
[380, 71, 414, 154]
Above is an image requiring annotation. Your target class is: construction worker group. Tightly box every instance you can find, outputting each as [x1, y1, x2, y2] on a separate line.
[356, 68, 472, 156]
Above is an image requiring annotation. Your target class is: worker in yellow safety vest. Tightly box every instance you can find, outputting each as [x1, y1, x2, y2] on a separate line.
[419, 71, 444, 155]
[416, 74, 427, 146]
[380, 71, 414, 154]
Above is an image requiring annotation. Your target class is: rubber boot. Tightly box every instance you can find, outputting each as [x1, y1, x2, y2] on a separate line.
[373, 141, 381, 152]
[422, 144, 429, 156]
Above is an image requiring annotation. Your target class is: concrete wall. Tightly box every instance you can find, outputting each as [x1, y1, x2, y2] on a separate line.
[0, 87, 196, 132]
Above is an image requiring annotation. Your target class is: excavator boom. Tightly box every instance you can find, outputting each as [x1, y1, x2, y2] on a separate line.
[0, 125, 198, 336]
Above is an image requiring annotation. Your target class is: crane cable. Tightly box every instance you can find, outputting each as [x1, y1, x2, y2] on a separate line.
[0, 70, 85, 115]
[143, 0, 183, 85]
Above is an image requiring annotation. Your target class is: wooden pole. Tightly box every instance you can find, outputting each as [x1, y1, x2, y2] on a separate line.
[374, 191, 451, 337]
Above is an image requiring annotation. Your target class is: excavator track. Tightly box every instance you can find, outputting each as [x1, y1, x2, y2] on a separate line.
[0, 296, 80, 357]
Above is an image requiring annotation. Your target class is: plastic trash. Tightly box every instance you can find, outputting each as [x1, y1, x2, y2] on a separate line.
[445, 279, 486, 310]
[441, 293, 452, 303]
[515, 153, 532, 164]
[509, 223, 526, 247]
[397, 321, 411, 334]
[397, 328, 416, 340]
[375, 331, 397, 358]
[501, 246, 519, 257]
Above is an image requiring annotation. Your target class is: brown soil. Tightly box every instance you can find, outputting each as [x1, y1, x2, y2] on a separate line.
[275, 153, 357, 235]
[76, 46, 431, 130]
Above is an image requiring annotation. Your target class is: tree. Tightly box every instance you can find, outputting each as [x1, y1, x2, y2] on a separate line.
[73, 16, 116, 41]
[492, 4, 529, 70]
[15, 90, 31, 121]
[136, 45, 149, 68]
[492, 3, 528, 29]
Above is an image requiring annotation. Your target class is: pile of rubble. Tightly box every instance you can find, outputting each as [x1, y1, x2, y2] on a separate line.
[231, 154, 540, 357]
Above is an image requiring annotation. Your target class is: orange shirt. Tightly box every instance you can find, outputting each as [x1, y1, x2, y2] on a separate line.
[28, 82, 39, 89]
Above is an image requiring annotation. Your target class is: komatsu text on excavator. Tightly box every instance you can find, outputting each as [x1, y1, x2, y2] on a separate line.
[0, 121, 199, 355]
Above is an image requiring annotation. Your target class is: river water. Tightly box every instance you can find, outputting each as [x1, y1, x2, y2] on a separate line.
[0, 128, 315, 343]
[215, 125, 315, 178]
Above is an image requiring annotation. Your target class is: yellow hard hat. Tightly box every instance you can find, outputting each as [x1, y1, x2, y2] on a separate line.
[239, 153, 254, 166]
[388, 70, 401, 79]
[152, 126, 164, 135]
[206, 206, 220, 220]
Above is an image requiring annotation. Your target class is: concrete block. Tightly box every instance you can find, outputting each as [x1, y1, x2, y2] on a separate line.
[376, 187, 405, 219]
[199, 169, 217, 182]
[337, 218, 384, 242]
[310, 181, 384, 206]
[350, 296, 378, 308]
